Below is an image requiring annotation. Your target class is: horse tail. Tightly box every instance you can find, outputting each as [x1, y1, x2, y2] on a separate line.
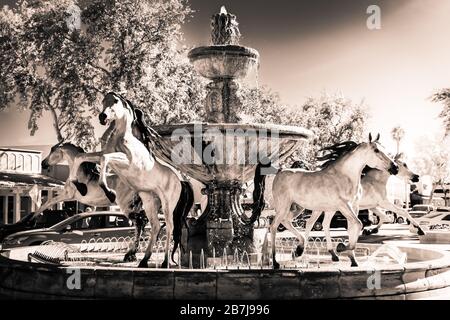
[247, 161, 273, 225]
[171, 180, 194, 264]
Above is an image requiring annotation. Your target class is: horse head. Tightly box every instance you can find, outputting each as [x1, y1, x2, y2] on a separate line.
[99, 92, 135, 126]
[42, 142, 84, 170]
[42, 141, 65, 169]
[394, 153, 419, 183]
[361, 133, 399, 175]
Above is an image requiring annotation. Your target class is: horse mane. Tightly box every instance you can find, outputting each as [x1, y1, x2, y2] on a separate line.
[108, 92, 161, 156]
[133, 108, 168, 156]
[291, 160, 311, 170]
[317, 141, 359, 169]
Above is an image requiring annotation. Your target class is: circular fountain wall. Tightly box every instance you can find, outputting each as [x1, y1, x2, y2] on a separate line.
[2, 242, 450, 299]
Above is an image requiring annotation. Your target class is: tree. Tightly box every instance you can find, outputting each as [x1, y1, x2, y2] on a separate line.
[238, 89, 369, 166]
[391, 126, 405, 155]
[411, 133, 450, 203]
[0, 0, 205, 150]
[293, 93, 369, 165]
[431, 89, 450, 135]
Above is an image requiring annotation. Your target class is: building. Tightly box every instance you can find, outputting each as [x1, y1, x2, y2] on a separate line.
[0, 147, 64, 225]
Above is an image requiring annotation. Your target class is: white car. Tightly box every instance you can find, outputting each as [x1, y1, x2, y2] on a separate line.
[410, 207, 450, 233]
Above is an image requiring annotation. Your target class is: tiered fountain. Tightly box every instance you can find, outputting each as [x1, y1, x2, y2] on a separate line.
[150, 6, 311, 267]
[1, 7, 450, 300]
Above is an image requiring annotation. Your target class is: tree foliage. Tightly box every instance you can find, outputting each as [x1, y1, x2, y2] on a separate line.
[0, 0, 205, 150]
[1, 0, 369, 163]
[411, 133, 450, 199]
[431, 89, 450, 136]
[391, 126, 405, 154]
[238, 88, 369, 166]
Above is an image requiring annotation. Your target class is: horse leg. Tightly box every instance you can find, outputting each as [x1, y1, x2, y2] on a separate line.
[269, 200, 293, 269]
[98, 152, 129, 203]
[282, 218, 306, 258]
[269, 214, 282, 269]
[322, 211, 339, 262]
[124, 213, 146, 262]
[160, 220, 172, 269]
[303, 210, 323, 255]
[366, 207, 389, 235]
[381, 201, 425, 235]
[138, 193, 160, 268]
[32, 189, 74, 218]
[157, 194, 173, 269]
[337, 202, 362, 267]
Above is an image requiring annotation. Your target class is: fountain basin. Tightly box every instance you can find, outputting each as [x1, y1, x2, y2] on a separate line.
[152, 123, 312, 184]
[2, 244, 450, 299]
[188, 45, 259, 79]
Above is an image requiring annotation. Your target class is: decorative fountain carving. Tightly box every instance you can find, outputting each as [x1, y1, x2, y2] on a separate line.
[211, 6, 241, 46]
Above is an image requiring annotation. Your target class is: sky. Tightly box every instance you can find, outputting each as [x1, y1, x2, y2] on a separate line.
[1, 0, 449, 158]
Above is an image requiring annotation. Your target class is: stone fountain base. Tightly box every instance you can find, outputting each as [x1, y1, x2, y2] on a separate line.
[2, 244, 450, 300]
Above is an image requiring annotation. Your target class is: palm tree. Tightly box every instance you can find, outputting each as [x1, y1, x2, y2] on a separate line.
[391, 126, 405, 155]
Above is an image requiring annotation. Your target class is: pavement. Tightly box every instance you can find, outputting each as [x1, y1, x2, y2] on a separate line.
[278, 223, 450, 252]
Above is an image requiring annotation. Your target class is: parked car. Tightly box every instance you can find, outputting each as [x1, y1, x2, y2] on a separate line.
[408, 204, 435, 220]
[0, 209, 77, 242]
[409, 207, 450, 233]
[433, 188, 450, 200]
[1, 211, 152, 250]
[285, 209, 372, 232]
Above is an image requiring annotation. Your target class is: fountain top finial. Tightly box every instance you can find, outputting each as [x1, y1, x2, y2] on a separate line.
[211, 6, 241, 45]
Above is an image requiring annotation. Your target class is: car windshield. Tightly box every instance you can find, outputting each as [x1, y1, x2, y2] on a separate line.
[412, 205, 431, 211]
[422, 212, 443, 219]
[49, 215, 80, 230]
[17, 212, 34, 224]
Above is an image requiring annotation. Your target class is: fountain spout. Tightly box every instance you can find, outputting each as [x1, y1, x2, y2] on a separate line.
[211, 6, 241, 45]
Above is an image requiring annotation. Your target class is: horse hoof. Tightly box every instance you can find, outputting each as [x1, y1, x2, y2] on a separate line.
[362, 229, 370, 236]
[417, 228, 425, 236]
[273, 261, 280, 270]
[73, 181, 88, 196]
[329, 250, 339, 262]
[371, 228, 379, 234]
[123, 252, 137, 262]
[336, 243, 347, 253]
[106, 190, 116, 203]
[295, 245, 304, 257]
[138, 260, 148, 268]
[351, 260, 358, 267]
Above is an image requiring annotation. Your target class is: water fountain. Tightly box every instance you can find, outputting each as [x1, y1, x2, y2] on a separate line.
[1, 7, 450, 300]
[148, 6, 312, 266]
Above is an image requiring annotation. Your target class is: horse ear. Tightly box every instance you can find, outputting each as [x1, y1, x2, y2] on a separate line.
[395, 152, 404, 161]
[369, 133, 373, 142]
[375, 133, 380, 142]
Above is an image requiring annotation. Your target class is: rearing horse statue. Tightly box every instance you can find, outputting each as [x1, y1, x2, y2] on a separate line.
[69, 92, 194, 268]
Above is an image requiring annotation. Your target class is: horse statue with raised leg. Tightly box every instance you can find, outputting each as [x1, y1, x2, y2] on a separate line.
[69, 92, 194, 268]
[260, 134, 398, 268]
[359, 153, 423, 235]
[39, 140, 149, 262]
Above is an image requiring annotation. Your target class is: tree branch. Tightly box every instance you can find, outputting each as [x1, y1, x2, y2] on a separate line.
[45, 95, 64, 142]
